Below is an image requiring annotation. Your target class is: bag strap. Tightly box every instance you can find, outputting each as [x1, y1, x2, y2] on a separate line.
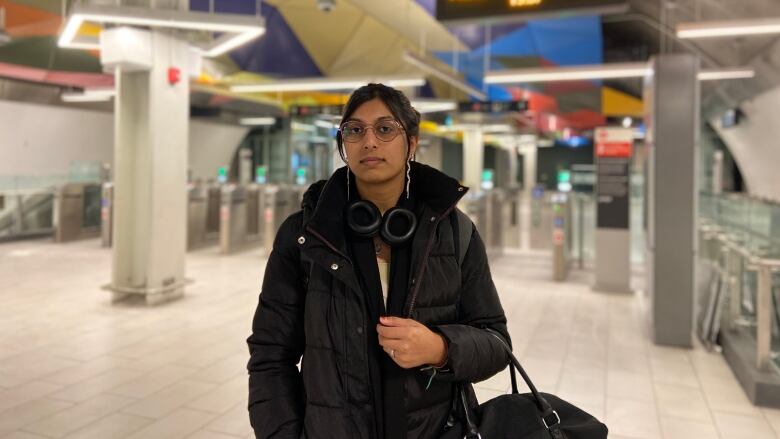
[455, 209, 472, 267]
[484, 328, 551, 413]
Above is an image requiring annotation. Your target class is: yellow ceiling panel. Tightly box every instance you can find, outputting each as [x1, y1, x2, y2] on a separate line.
[602, 87, 644, 117]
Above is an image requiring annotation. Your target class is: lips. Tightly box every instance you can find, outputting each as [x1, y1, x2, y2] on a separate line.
[360, 157, 385, 164]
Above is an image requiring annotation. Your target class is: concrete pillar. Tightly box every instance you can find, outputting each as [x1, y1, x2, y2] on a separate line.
[111, 29, 190, 305]
[462, 129, 484, 189]
[644, 54, 699, 347]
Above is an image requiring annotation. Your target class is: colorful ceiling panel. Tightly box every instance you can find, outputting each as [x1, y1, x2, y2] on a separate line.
[0, 0, 628, 129]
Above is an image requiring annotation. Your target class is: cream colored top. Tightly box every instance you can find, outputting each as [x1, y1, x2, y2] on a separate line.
[377, 259, 390, 307]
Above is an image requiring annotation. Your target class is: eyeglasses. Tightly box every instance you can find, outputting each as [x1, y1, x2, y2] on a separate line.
[340, 120, 405, 143]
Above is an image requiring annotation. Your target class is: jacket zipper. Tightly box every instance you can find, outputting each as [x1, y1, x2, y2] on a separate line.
[305, 225, 352, 264]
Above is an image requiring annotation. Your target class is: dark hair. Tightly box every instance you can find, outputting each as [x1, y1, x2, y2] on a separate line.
[336, 83, 421, 163]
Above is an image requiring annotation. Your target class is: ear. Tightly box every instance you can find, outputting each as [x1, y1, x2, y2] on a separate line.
[408, 136, 419, 160]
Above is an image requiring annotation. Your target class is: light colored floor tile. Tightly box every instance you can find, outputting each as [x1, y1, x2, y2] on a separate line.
[61, 413, 153, 439]
[606, 371, 655, 402]
[476, 365, 511, 392]
[122, 408, 217, 439]
[107, 364, 197, 399]
[122, 380, 217, 419]
[0, 399, 73, 436]
[1, 432, 51, 439]
[653, 382, 713, 423]
[0, 382, 62, 413]
[1, 242, 772, 439]
[0, 354, 80, 388]
[762, 407, 780, 437]
[605, 397, 661, 439]
[659, 416, 719, 439]
[41, 356, 129, 386]
[712, 411, 777, 439]
[556, 370, 606, 406]
[649, 356, 700, 389]
[47, 369, 144, 403]
[21, 394, 136, 438]
[700, 379, 763, 417]
[513, 358, 561, 391]
[188, 430, 244, 439]
[186, 353, 247, 384]
[185, 376, 246, 414]
[205, 402, 253, 437]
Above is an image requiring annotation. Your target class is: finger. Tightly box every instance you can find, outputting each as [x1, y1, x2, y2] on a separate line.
[376, 324, 408, 339]
[379, 316, 418, 327]
[379, 338, 407, 352]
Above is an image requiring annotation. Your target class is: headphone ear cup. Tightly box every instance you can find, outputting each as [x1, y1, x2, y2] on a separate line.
[346, 200, 382, 238]
[380, 207, 417, 246]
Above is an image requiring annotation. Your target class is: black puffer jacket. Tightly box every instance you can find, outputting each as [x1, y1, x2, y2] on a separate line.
[247, 163, 510, 439]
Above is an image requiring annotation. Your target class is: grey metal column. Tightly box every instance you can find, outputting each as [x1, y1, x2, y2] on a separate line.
[644, 54, 699, 347]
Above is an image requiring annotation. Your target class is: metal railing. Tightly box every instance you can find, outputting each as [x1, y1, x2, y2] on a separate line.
[699, 218, 780, 373]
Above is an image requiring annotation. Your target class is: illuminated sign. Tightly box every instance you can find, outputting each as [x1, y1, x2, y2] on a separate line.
[436, 0, 628, 23]
[457, 100, 527, 114]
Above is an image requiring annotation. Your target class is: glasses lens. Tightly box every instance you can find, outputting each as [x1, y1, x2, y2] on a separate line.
[375, 121, 400, 141]
[342, 122, 365, 142]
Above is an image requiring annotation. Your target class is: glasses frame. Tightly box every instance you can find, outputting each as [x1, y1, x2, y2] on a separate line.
[339, 119, 406, 144]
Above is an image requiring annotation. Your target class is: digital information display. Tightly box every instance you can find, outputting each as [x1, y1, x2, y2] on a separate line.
[436, 0, 628, 24]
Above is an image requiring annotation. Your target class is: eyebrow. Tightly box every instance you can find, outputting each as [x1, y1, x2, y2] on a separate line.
[345, 115, 396, 124]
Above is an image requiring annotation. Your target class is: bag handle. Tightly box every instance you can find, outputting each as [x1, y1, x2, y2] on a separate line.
[445, 329, 563, 438]
[484, 328, 551, 413]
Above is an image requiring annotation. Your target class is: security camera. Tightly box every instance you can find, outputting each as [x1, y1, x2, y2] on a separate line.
[317, 0, 336, 13]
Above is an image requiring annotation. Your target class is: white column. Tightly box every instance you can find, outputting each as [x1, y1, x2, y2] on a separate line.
[111, 29, 190, 305]
[462, 129, 484, 189]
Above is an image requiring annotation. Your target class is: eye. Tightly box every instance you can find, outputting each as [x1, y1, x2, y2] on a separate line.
[377, 123, 396, 134]
[344, 123, 364, 135]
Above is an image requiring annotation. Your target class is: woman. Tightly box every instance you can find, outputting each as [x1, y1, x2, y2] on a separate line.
[247, 83, 511, 439]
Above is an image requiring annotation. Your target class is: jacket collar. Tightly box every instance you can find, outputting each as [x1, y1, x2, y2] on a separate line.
[302, 162, 469, 258]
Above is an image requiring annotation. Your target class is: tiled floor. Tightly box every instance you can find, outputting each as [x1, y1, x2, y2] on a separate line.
[1, 238, 779, 439]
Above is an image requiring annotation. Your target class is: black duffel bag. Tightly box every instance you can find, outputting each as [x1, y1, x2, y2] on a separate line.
[439, 330, 608, 439]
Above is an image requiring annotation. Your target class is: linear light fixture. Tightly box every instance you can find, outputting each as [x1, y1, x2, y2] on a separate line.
[230, 75, 425, 93]
[61, 88, 116, 103]
[402, 50, 487, 101]
[314, 120, 335, 129]
[697, 67, 755, 81]
[677, 18, 780, 39]
[58, 4, 265, 57]
[410, 99, 457, 114]
[486, 63, 756, 84]
[239, 117, 276, 126]
[485, 62, 651, 84]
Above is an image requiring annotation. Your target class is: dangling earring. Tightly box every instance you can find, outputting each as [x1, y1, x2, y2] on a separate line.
[346, 166, 350, 200]
[405, 158, 411, 200]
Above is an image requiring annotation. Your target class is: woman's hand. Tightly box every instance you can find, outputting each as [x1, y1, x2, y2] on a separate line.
[377, 316, 447, 369]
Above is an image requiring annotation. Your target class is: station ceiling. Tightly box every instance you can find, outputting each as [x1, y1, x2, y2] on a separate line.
[0, 0, 777, 126]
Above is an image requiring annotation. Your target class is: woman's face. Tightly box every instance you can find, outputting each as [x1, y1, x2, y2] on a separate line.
[342, 98, 417, 186]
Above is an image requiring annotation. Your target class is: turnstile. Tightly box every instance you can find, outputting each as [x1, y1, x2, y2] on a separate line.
[551, 193, 572, 281]
[460, 189, 505, 259]
[502, 188, 523, 249]
[54, 182, 101, 243]
[101, 183, 113, 247]
[187, 183, 209, 250]
[219, 184, 248, 254]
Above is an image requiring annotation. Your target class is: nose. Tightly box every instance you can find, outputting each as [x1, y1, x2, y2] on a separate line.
[361, 127, 379, 149]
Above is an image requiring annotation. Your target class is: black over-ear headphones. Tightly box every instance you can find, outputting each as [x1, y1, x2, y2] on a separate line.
[345, 200, 417, 247]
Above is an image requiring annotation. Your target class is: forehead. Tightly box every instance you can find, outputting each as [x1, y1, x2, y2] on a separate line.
[349, 98, 394, 122]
